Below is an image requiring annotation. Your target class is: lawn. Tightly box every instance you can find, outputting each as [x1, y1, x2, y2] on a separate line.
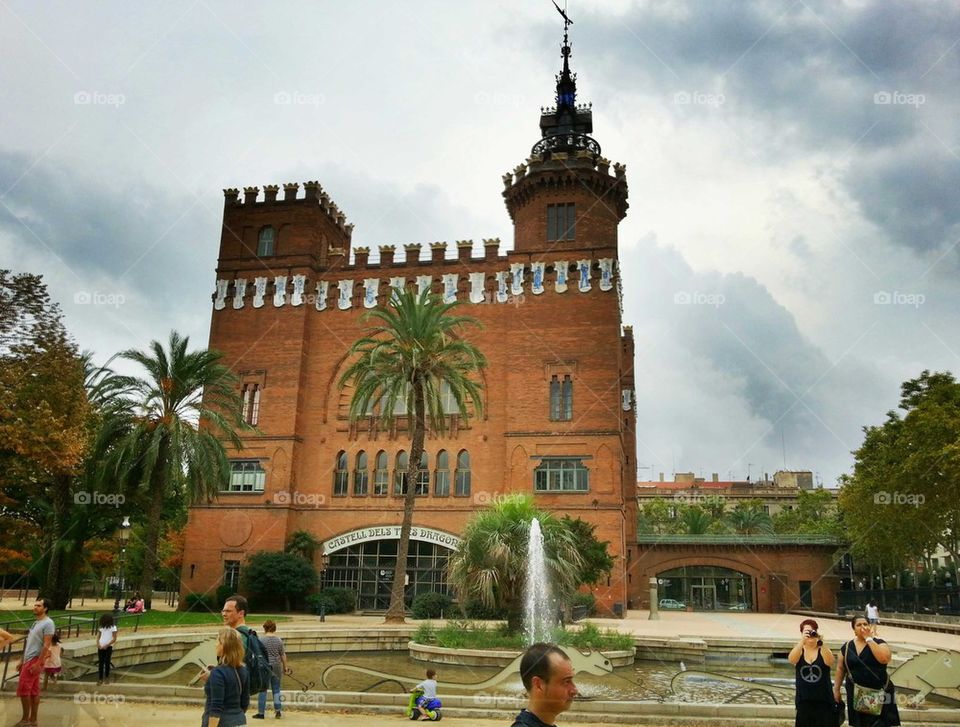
[0, 609, 293, 631]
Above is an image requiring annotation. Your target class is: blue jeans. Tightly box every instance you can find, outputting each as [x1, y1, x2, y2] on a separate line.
[257, 673, 282, 714]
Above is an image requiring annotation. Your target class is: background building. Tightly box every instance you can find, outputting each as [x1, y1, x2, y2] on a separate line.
[180, 29, 639, 616]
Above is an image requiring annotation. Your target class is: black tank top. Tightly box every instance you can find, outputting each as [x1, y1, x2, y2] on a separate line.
[795, 648, 832, 703]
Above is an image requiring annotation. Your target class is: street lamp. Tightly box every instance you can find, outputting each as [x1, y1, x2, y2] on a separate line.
[112, 516, 131, 614]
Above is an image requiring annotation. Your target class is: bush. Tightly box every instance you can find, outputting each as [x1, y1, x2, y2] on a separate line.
[240, 551, 318, 610]
[461, 598, 507, 620]
[412, 592, 453, 619]
[553, 622, 635, 651]
[216, 584, 234, 608]
[305, 588, 356, 615]
[183, 593, 216, 612]
[413, 621, 436, 645]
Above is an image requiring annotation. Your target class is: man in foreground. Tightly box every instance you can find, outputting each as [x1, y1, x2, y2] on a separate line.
[15, 597, 55, 727]
[510, 642, 578, 726]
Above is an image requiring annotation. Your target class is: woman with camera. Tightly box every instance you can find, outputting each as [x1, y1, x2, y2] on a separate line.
[789, 618, 837, 727]
[834, 615, 900, 726]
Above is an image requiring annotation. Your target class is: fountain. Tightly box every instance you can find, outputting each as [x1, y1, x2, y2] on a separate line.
[524, 518, 554, 645]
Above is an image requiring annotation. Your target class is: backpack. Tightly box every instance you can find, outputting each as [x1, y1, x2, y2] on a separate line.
[236, 625, 273, 693]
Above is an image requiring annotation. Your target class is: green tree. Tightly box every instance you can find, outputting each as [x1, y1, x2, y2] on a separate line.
[241, 551, 318, 611]
[839, 370, 960, 578]
[637, 497, 675, 534]
[560, 516, 614, 585]
[285, 530, 321, 562]
[107, 331, 248, 608]
[726, 501, 774, 534]
[679, 505, 713, 535]
[448, 494, 584, 633]
[339, 288, 485, 623]
[772, 488, 840, 535]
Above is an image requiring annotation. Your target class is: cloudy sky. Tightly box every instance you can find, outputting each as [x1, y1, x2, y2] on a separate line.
[2, 1, 958, 487]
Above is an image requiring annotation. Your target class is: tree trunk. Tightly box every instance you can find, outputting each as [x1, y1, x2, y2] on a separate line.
[138, 437, 168, 610]
[384, 386, 426, 624]
[45, 474, 74, 609]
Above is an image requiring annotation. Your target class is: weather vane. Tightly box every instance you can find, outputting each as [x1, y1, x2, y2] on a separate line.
[552, 0, 573, 36]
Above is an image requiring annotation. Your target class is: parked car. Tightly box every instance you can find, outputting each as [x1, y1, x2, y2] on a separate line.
[659, 598, 686, 610]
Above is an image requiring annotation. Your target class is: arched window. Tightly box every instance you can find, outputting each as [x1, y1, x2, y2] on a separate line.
[395, 450, 409, 495]
[549, 374, 573, 421]
[354, 451, 369, 496]
[257, 226, 275, 257]
[435, 450, 450, 497]
[374, 451, 389, 496]
[454, 450, 471, 497]
[416, 451, 429, 495]
[333, 451, 348, 496]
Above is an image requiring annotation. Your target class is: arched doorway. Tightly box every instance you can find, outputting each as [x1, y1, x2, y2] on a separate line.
[322, 527, 460, 611]
[657, 565, 753, 611]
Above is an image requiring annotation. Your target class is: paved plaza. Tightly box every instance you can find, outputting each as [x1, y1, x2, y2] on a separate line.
[2, 605, 958, 725]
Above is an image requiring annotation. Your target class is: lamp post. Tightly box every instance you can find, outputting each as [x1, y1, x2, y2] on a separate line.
[112, 516, 131, 614]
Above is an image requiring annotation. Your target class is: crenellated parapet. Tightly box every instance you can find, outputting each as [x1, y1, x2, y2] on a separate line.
[502, 152, 629, 224]
[223, 180, 354, 237]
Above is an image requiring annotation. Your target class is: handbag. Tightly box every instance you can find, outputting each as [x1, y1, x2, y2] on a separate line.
[852, 681, 887, 716]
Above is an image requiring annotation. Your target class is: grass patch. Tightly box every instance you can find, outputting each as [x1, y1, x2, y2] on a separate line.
[412, 620, 634, 651]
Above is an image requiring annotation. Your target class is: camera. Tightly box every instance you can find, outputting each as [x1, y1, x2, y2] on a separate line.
[808, 630, 819, 638]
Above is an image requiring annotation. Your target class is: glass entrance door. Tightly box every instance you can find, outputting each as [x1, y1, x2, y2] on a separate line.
[691, 585, 716, 610]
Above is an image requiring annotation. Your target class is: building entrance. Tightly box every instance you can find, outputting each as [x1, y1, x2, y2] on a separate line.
[658, 565, 753, 611]
[323, 539, 453, 611]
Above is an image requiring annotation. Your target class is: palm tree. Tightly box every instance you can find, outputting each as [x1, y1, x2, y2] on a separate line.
[448, 494, 584, 633]
[339, 288, 485, 623]
[679, 505, 713, 535]
[108, 331, 248, 608]
[726, 503, 774, 535]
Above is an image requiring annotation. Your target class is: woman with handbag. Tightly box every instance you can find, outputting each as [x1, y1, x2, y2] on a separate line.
[833, 615, 900, 726]
[201, 628, 250, 727]
[789, 618, 836, 727]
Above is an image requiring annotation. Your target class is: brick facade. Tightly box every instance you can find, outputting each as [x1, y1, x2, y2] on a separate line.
[180, 142, 640, 615]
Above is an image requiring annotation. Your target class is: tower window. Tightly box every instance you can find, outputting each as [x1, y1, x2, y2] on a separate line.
[454, 450, 471, 497]
[534, 458, 589, 492]
[257, 226, 275, 256]
[354, 451, 369, 496]
[395, 450, 409, 495]
[547, 203, 575, 241]
[241, 383, 261, 426]
[224, 460, 266, 492]
[374, 451, 389, 496]
[416, 451, 430, 496]
[333, 451, 349, 497]
[435, 450, 450, 497]
[549, 374, 573, 421]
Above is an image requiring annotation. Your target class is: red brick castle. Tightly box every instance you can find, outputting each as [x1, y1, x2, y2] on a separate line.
[180, 20, 640, 615]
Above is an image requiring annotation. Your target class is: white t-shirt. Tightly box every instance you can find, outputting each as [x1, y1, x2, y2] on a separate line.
[865, 604, 879, 620]
[98, 625, 117, 649]
[416, 678, 438, 700]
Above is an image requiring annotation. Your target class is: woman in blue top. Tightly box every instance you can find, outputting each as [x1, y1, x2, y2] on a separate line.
[788, 618, 836, 727]
[202, 627, 250, 727]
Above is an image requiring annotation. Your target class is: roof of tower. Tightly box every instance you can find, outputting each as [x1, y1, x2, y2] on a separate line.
[534, 2, 600, 160]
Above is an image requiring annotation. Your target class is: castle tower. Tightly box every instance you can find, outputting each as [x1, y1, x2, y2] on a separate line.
[502, 11, 628, 254]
